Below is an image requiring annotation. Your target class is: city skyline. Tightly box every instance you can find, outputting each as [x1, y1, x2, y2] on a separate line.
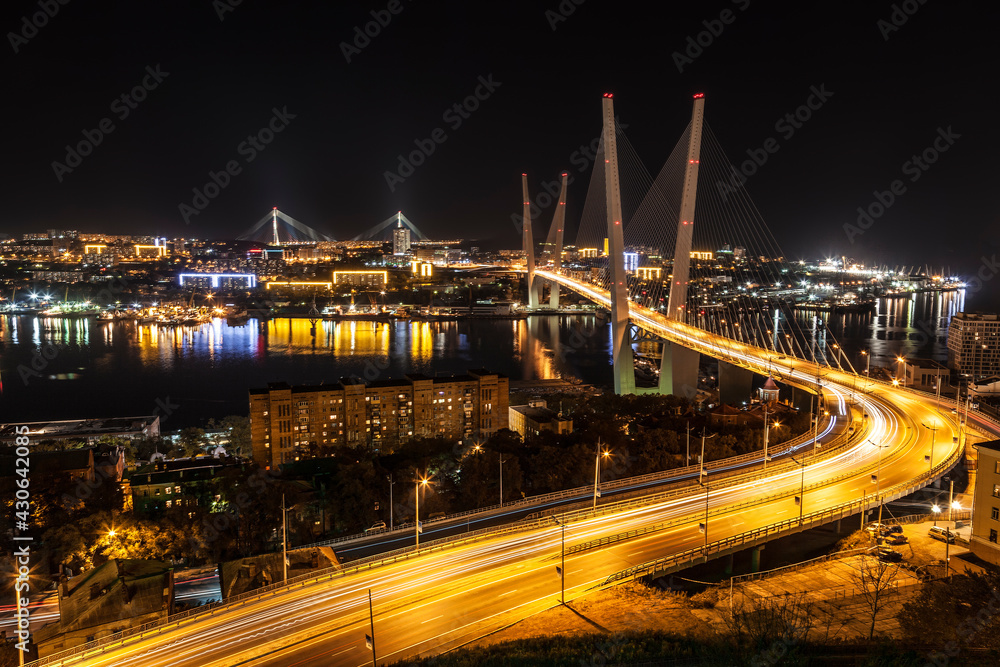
[2, 2, 997, 272]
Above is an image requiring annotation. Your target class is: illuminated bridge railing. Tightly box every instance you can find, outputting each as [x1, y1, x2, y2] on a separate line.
[26, 417, 857, 667]
[300, 409, 841, 552]
[599, 437, 966, 587]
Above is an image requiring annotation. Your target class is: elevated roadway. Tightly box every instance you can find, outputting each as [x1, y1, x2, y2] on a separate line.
[30, 272, 995, 667]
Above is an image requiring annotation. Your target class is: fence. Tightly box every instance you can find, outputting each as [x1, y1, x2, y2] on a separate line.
[599, 439, 964, 587]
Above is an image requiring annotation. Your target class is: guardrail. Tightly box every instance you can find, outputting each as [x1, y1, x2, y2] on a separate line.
[296, 412, 842, 553]
[527, 421, 858, 524]
[561, 436, 900, 559]
[27, 418, 869, 667]
[599, 438, 963, 587]
[730, 547, 869, 584]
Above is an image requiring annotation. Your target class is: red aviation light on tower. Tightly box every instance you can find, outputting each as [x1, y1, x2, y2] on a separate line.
[273, 206, 278, 210]
[693, 93, 705, 99]
[603, 93, 613, 98]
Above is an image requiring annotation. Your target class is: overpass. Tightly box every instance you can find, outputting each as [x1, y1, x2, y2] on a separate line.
[25, 94, 994, 667]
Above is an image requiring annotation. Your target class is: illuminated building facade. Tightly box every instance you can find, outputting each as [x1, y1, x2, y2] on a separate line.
[948, 312, 1000, 380]
[332, 270, 388, 287]
[250, 369, 508, 467]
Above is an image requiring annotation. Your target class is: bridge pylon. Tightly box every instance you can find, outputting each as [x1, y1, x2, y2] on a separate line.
[522, 174, 540, 309]
[546, 172, 568, 308]
[658, 93, 706, 398]
[602, 94, 635, 395]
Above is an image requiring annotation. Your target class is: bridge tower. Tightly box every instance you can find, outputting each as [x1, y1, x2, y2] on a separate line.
[658, 93, 706, 397]
[547, 172, 569, 309]
[603, 94, 636, 395]
[522, 174, 540, 309]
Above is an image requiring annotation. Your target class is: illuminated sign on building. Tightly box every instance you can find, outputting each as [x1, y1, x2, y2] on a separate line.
[637, 267, 663, 280]
[690, 251, 714, 261]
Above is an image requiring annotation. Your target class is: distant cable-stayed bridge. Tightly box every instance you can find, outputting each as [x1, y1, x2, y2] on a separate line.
[237, 207, 333, 244]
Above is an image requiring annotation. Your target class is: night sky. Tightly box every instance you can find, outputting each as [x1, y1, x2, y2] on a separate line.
[3, 1, 997, 274]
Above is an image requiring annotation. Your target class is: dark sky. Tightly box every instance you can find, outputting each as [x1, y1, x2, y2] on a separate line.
[3, 1, 997, 273]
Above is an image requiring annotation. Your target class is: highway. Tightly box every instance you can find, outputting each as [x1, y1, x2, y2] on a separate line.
[32, 273, 995, 667]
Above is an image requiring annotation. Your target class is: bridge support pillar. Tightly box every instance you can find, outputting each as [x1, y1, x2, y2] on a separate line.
[751, 545, 764, 573]
[602, 94, 635, 395]
[718, 361, 753, 406]
[657, 341, 699, 399]
[724, 553, 734, 576]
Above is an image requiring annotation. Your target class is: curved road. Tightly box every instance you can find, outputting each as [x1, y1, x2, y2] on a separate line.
[34, 276, 994, 667]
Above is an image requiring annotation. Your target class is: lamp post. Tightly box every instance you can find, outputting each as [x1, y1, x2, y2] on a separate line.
[791, 456, 806, 524]
[415, 476, 429, 550]
[868, 438, 890, 531]
[387, 475, 395, 530]
[897, 356, 906, 386]
[593, 443, 610, 509]
[699, 428, 716, 479]
[763, 401, 769, 471]
[922, 422, 938, 478]
[552, 515, 566, 605]
[499, 455, 508, 508]
[281, 493, 288, 583]
[932, 504, 941, 527]
[699, 471, 709, 554]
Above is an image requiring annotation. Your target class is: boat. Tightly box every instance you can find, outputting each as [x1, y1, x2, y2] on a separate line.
[226, 310, 251, 326]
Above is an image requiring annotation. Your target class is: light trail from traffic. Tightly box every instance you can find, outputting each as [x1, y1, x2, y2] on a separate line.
[31, 271, 990, 667]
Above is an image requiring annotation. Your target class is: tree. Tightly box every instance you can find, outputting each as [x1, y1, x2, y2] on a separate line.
[722, 589, 813, 662]
[852, 552, 901, 639]
[899, 568, 1000, 650]
[221, 415, 251, 458]
[178, 428, 207, 457]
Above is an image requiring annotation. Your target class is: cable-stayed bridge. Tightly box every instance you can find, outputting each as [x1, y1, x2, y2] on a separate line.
[237, 208, 333, 244]
[28, 95, 996, 667]
[520, 94, 862, 402]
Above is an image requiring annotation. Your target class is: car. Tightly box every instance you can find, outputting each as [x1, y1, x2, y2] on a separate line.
[884, 533, 908, 545]
[875, 546, 903, 562]
[365, 521, 386, 533]
[928, 526, 955, 543]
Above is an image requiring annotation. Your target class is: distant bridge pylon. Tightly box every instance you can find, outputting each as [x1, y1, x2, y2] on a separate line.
[237, 208, 332, 245]
[353, 212, 427, 242]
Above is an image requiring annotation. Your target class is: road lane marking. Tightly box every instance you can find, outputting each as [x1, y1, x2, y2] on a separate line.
[627, 550, 644, 556]
[500, 589, 517, 596]
[421, 615, 444, 624]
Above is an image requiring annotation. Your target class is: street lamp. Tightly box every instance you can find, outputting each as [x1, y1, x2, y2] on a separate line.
[415, 476, 430, 550]
[897, 356, 906, 386]
[699, 471, 710, 553]
[868, 438, 891, 530]
[922, 422, 939, 478]
[791, 456, 806, 524]
[932, 504, 941, 527]
[593, 443, 611, 509]
[552, 515, 566, 605]
[860, 349, 871, 377]
[387, 475, 395, 530]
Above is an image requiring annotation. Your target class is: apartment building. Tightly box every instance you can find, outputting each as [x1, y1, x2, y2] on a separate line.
[970, 439, 1000, 567]
[250, 369, 508, 468]
[947, 312, 1000, 380]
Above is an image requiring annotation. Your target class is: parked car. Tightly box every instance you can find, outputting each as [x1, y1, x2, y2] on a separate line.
[365, 521, 386, 533]
[884, 533, 908, 545]
[875, 546, 903, 562]
[928, 526, 955, 543]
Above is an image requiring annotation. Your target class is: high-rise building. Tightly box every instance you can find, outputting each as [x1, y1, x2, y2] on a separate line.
[947, 312, 1000, 380]
[249, 369, 508, 468]
[393, 222, 411, 255]
[970, 439, 1000, 566]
